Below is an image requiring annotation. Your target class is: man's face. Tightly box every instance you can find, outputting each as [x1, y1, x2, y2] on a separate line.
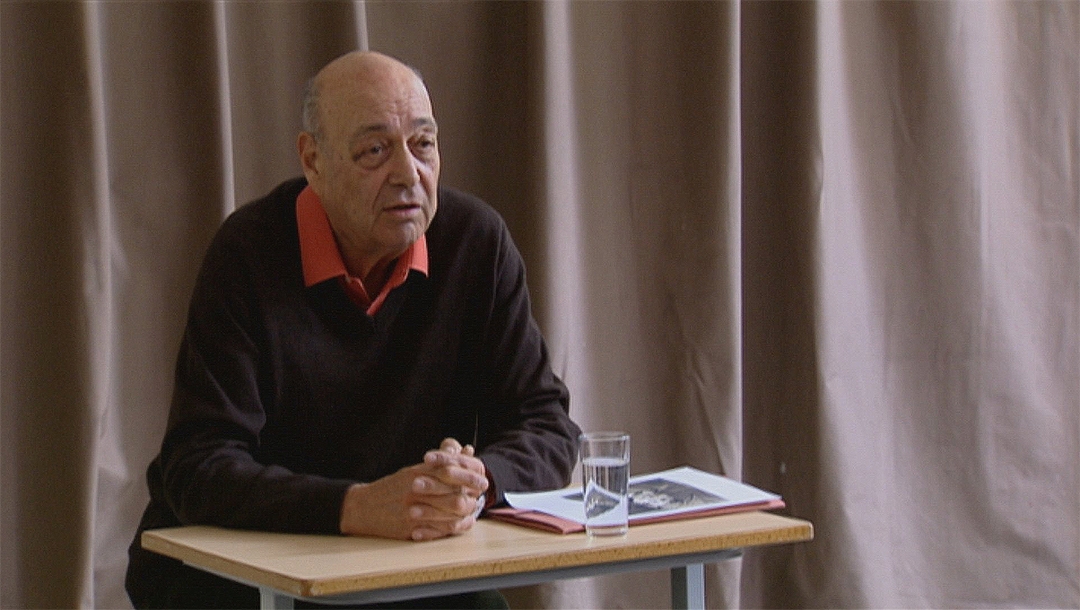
[301, 57, 440, 272]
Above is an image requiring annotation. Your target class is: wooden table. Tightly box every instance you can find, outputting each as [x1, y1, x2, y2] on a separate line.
[142, 511, 813, 609]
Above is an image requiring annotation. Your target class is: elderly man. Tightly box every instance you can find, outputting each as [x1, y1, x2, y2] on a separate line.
[125, 51, 580, 609]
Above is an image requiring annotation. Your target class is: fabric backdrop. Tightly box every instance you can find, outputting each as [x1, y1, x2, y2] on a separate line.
[2, 1, 1077, 608]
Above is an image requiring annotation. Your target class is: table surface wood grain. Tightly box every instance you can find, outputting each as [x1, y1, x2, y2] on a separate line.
[142, 510, 814, 599]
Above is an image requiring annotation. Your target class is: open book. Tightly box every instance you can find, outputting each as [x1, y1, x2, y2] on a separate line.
[486, 466, 785, 534]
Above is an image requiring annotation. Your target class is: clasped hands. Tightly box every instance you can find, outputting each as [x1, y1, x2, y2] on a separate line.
[339, 438, 489, 541]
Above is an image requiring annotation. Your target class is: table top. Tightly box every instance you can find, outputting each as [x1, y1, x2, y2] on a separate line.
[142, 511, 813, 599]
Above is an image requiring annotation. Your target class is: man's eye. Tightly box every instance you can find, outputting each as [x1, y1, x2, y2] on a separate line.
[354, 144, 388, 166]
[413, 138, 437, 154]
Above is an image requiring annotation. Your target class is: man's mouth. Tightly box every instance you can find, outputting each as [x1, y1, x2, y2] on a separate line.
[385, 203, 422, 217]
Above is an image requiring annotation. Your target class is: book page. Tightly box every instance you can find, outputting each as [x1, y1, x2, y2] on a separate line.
[503, 466, 781, 525]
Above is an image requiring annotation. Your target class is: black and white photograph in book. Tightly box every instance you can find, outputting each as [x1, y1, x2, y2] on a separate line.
[566, 478, 725, 517]
[502, 466, 783, 526]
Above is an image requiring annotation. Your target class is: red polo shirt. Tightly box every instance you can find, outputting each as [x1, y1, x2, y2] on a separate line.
[296, 185, 428, 316]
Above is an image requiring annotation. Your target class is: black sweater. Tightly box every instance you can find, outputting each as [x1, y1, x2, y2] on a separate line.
[126, 178, 579, 607]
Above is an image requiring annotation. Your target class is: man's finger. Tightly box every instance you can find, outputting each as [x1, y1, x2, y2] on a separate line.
[423, 448, 483, 473]
[439, 438, 463, 453]
[411, 526, 442, 541]
[411, 475, 465, 495]
[408, 493, 478, 521]
[413, 469, 487, 498]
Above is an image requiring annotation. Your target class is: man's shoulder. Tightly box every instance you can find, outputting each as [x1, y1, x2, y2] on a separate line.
[432, 186, 507, 236]
[198, 178, 305, 277]
[426, 187, 523, 279]
[227, 177, 306, 225]
[214, 177, 305, 242]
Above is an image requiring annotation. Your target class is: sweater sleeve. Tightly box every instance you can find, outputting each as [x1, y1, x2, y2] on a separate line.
[475, 219, 582, 503]
[158, 220, 353, 535]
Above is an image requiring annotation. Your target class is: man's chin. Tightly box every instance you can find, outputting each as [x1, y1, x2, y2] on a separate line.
[377, 231, 422, 257]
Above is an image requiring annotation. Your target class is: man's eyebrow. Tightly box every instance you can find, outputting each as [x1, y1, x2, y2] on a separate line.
[349, 124, 388, 146]
[349, 118, 438, 144]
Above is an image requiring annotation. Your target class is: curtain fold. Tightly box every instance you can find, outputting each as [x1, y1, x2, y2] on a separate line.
[741, 2, 1079, 607]
[2, 2, 1076, 608]
[3, 4, 102, 607]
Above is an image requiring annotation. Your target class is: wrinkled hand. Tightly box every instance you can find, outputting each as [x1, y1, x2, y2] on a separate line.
[339, 438, 489, 541]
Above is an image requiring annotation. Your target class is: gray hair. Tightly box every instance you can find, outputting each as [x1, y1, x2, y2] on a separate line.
[301, 76, 322, 142]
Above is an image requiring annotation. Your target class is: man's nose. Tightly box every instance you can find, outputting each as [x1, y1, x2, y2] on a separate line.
[387, 144, 420, 186]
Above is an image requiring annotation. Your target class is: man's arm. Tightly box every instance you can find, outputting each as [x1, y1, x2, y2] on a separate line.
[158, 228, 355, 534]
[165, 318, 488, 540]
[158, 209, 484, 539]
[471, 215, 582, 503]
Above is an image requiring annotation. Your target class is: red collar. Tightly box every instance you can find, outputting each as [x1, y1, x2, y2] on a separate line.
[296, 185, 428, 314]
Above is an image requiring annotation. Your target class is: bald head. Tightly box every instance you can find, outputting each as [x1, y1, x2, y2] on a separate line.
[302, 51, 428, 142]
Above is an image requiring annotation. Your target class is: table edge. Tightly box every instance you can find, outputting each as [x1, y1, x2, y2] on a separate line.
[142, 512, 814, 598]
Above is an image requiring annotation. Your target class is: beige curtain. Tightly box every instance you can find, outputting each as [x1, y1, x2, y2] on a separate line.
[2, 1, 1076, 608]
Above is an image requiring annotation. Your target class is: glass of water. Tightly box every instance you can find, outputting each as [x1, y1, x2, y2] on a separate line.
[579, 432, 630, 536]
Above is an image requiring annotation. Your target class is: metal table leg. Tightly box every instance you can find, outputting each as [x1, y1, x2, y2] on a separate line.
[260, 587, 294, 610]
[671, 563, 706, 609]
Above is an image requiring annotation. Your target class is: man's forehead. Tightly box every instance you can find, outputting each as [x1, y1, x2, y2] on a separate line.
[337, 92, 436, 127]
[347, 116, 437, 144]
[324, 76, 433, 120]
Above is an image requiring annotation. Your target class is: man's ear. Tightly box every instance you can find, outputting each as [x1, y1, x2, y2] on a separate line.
[297, 132, 320, 185]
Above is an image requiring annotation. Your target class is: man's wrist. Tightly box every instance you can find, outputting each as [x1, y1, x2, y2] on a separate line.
[339, 483, 366, 534]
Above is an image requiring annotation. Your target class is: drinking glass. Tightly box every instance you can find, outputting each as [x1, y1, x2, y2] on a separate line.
[579, 432, 630, 536]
